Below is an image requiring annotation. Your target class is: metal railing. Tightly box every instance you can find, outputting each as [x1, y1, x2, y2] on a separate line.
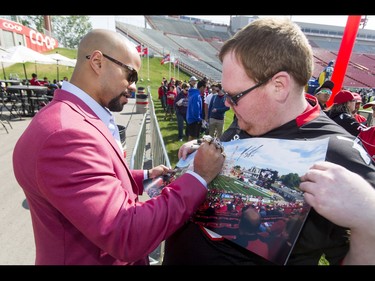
[129, 87, 170, 265]
[148, 91, 171, 169]
[129, 113, 147, 170]
[130, 86, 171, 170]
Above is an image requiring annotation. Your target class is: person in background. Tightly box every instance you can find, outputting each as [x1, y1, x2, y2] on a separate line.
[12, 29, 225, 265]
[41, 77, 49, 85]
[46, 79, 59, 99]
[352, 92, 367, 125]
[175, 80, 182, 95]
[326, 90, 367, 136]
[163, 17, 375, 266]
[175, 82, 189, 141]
[313, 80, 334, 110]
[363, 100, 375, 126]
[204, 83, 219, 124]
[29, 73, 42, 86]
[206, 86, 230, 138]
[164, 84, 177, 121]
[189, 76, 198, 89]
[158, 81, 166, 111]
[186, 80, 206, 141]
[318, 60, 334, 85]
[300, 161, 375, 265]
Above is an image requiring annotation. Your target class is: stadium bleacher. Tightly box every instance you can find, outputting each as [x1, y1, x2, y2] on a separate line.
[116, 16, 375, 89]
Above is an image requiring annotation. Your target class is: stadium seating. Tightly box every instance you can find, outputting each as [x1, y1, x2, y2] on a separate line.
[116, 16, 375, 89]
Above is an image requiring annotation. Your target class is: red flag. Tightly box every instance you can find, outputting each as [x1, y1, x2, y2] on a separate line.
[136, 45, 142, 54]
[161, 54, 170, 65]
[143, 47, 148, 56]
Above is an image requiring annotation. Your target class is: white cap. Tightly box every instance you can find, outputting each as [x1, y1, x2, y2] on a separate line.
[189, 76, 198, 82]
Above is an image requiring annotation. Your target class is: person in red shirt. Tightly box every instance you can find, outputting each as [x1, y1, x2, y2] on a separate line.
[29, 73, 43, 86]
[352, 92, 367, 125]
[165, 84, 177, 121]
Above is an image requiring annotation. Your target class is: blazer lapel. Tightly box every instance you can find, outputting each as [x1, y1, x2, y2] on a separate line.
[53, 89, 140, 195]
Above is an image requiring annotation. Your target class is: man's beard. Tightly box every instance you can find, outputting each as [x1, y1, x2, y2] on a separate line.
[108, 92, 127, 112]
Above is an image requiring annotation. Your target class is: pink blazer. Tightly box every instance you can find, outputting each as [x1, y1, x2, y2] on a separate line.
[13, 89, 207, 265]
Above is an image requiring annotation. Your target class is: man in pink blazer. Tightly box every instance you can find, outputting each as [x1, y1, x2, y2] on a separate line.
[12, 29, 225, 265]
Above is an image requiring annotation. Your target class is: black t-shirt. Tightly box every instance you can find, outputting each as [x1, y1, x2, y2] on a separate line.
[163, 95, 375, 265]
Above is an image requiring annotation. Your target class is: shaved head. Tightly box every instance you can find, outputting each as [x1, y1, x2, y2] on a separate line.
[70, 29, 141, 111]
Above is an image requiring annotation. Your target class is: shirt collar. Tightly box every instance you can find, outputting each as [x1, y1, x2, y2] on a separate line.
[61, 81, 114, 126]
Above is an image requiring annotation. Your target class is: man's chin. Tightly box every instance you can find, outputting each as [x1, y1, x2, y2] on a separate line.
[109, 103, 126, 112]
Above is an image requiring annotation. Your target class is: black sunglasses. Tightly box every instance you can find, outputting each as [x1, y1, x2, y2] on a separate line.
[225, 71, 284, 106]
[86, 53, 138, 84]
[225, 81, 265, 106]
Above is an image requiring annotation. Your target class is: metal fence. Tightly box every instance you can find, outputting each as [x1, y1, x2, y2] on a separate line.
[129, 113, 147, 170]
[130, 86, 171, 170]
[129, 87, 170, 265]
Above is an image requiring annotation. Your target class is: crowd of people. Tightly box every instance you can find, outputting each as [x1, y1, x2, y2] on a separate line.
[158, 75, 230, 141]
[28, 73, 69, 99]
[12, 18, 375, 266]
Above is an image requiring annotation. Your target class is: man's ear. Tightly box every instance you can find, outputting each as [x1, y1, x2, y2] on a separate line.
[270, 71, 290, 103]
[87, 51, 103, 73]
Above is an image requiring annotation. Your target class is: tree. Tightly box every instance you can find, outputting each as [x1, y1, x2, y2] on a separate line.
[51, 16, 92, 49]
[17, 16, 44, 31]
[280, 173, 300, 188]
[18, 15, 92, 49]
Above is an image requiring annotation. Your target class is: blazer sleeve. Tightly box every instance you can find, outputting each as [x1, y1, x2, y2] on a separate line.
[36, 127, 207, 263]
[131, 169, 145, 194]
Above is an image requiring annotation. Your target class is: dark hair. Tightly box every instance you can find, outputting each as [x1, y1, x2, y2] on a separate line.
[197, 80, 206, 89]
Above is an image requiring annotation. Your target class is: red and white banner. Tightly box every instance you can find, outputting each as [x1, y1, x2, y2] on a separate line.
[0, 18, 58, 52]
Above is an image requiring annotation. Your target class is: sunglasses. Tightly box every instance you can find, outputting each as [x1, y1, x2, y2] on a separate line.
[86, 53, 138, 84]
[225, 72, 282, 106]
[225, 82, 265, 106]
[318, 89, 332, 95]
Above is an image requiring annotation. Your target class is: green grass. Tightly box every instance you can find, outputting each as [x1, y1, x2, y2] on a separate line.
[3, 49, 233, 167]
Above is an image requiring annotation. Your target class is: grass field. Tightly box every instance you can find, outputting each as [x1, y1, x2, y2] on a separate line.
[211, 175, 273, 199]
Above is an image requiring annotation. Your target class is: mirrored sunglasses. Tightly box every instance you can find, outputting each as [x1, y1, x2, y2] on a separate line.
[319, 89, 332, 95]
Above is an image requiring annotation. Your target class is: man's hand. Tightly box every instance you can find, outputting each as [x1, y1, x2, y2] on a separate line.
[193, 140, 225, 184]
[148, 165, 175, 179]
[178, 139, 199, 160]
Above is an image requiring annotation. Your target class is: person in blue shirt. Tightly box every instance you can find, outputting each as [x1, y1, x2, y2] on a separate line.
[207, 88, 230, 138]
[186, 80, 206, 140]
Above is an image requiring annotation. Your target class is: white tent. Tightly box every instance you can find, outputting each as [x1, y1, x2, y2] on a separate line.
[3, 46, 56, 81]
[46, 53, 76, 67]
[46, 53, 76, 81]
[0, 48, 20, 80]
[5, 45, 56, 64]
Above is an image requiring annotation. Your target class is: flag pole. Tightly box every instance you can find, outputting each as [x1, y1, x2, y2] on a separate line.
[173, 59, 177, 79]
[147, 45, 150, 81]
[169, 54, 171, 79]
[177, 60, 180, 80]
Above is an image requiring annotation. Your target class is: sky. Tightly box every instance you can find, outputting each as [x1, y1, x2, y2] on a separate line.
[178, 137, 329, 176]
[90, 15, 375, 31]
